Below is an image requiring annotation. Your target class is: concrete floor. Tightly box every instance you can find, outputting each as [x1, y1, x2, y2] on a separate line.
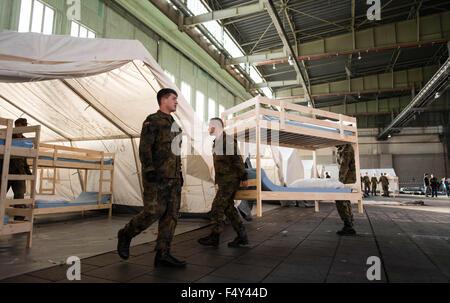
[0, 195, 449, 283]
[0, 203, 280, 281]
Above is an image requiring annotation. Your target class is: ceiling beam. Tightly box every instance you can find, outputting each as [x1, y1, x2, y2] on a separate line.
[377, 58, 450, 140]
[274, 64, 440, 100]
[263, 0, 312, 106]
[235, 39, 448, 66]
[183, 0, 265, 27]
[239, 1, 449, 50]
[255, 79, 300, 88]
[227, 9, 449, 66]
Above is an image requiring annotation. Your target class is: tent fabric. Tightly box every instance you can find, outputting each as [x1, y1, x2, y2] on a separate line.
[0, 31, 215, 212]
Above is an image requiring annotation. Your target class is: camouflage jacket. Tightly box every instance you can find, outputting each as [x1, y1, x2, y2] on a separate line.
[363, 176, 371, 185]
[371, 177, 378, 185]
[213, 132, 247, 184]
[139, 110, 182, 179]
[380, 176, 389, 186]
[336, 144, 356, 184]
[5, 134, 32, 175]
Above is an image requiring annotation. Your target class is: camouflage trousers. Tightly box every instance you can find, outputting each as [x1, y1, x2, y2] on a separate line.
[364, 184, 370, 195]
[1, 180, 27, 210]
[123, 178, 181, 250]
[5, 180, 26, 199]
[210, 180, 242, 234]
[335, 200, 354, 224]
[371, 185, 377, 195]
[382, 185, 389, 196]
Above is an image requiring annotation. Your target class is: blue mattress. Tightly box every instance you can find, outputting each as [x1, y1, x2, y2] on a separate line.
[3, 215, 9, 224]
[39, 155, 114, 165]
[35, 192, 111, 209]
[244, 168, 351, 193]
[263, 116, 354, 136]
[0, 139, 34, 148]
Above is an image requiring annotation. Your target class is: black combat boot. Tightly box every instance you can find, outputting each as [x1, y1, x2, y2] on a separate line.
[198, 232, 220, 247]
[228, 223, 249, 247]
[154, 248, 186, 267]
[117, 228, 132, 260]
[336, 221, 356, 236]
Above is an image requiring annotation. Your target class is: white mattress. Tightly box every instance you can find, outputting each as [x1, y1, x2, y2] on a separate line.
[288, 178, 346, 189]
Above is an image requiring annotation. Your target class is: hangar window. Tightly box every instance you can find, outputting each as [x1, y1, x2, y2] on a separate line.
[18, 0, 54, 35]
[208, 98, 216, 121]
[196, 91, 205, 122]
[70, 21, 96, 38]
[181, 81, 191, 104]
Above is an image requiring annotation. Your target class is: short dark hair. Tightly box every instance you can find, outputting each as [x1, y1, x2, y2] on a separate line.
[15, 118, 27, 126]
[210, 117, 224, 129]
[157, 88, 178, 106]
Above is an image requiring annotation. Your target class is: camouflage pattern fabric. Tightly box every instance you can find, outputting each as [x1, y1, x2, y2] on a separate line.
[0, 134, 32, 205]
[335, 144, 356, 223]
[213, 132, 247, 185]
[139, 110, 182, 179]
[363, 176, 371, 195]
[121, 110, 183, 250]
[371, 177, 378, 195]
[335, 200, 353, 224]
[210, 180, 243, 234]
[380, 176, 389, 196]
[336, 144, 356, 184]
[123, 178, 181, 250]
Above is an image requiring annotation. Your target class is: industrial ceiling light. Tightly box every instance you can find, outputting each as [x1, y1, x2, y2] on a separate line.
[273, 63, 276, 70]
[387, 134, 392, 138]
[358, 92, 361, 98]
[358, 52, 362, 60]
[435, 92, 440, 99]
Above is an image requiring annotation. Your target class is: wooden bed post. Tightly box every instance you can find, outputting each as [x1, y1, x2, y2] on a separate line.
[0, 119, 13, 235]
[27, 125, 40, 248]
[98, 152, 104, 205]
[256, 100, 262, 217]
[353, 135, 363, 214]
[38, 168, 44, 194]
[83, 169, 88, 192]
[51, 167, 57, 195]
[313, 150, 319, 212]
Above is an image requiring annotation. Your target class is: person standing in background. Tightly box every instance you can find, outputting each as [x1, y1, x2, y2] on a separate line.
[423, 173, 430, 197]
[371, 173, 378, 196]
[430, 174, 439, 198]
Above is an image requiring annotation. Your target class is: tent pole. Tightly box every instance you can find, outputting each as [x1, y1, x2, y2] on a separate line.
[70, 141, 86, 192]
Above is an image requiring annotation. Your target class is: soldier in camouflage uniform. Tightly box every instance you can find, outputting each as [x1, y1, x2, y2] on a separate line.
[198, 117, 249, 247]
[381, 173, 390, 197]
[371, 173, 378, 196]
[335, 144, 356, 236]
[117, 88, 186, 267]
[0, 118, 32, 221]
[363, 172, 371, 196]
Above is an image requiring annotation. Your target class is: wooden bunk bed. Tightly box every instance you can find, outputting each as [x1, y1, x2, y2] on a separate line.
[221, 96, 363, 218]
[29, 143, 115, 217]
[0, 117, 40, 247]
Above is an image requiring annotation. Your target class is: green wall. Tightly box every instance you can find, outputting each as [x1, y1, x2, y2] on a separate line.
[0, 0, 237, 121]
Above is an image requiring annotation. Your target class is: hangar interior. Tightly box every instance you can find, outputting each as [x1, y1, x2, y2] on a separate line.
[0, 0, 449, 283]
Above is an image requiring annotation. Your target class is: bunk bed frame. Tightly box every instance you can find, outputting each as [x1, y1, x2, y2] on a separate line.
[221, 96, 363, 217]
[31, 143, 114, 217]
[0, 117, 40, 247]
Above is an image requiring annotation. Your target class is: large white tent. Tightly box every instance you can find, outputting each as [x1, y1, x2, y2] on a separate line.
[0, 30, 217, 213]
